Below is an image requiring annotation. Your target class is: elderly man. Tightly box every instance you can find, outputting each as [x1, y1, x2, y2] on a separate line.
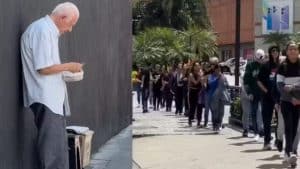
[21, 2, 82, 169]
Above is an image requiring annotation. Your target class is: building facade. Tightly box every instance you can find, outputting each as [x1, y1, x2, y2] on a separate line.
[0, 0, 132, 169]
[255, 0, 300, 51]
[206, 0, 254, 61]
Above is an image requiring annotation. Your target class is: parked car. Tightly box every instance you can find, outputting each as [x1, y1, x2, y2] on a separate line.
[220, 58, 247, 75]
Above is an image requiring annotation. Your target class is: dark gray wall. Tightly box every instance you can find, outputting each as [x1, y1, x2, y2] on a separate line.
[0, 1, 132, 169]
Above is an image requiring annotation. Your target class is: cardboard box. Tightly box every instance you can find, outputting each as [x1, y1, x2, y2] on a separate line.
[79, 130, 94, 168]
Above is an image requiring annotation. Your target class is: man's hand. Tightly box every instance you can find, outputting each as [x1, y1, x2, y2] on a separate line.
[66, 62, 83, 73]
[292, 98, 300, 106]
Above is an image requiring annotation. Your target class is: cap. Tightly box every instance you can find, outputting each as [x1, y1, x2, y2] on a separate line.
[255, 49, 265, 60]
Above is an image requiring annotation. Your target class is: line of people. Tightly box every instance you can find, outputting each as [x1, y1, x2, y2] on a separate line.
[132, 41, 300, 167]
[241, 42, 300, 168]
[132, 57, 230, 133]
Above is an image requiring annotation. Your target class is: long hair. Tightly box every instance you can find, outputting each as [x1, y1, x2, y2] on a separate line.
[268, 45, 280, 64]
[191, 62, 199, 74]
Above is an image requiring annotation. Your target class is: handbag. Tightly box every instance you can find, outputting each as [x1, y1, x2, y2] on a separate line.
[222, 88, 231, 105]
[219, 75, 231, 105]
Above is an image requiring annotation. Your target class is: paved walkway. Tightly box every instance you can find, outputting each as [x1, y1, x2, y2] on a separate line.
[132, 93, 299, 169]
[87, 126, 139, 169]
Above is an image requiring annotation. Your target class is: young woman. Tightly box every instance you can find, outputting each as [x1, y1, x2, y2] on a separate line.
[188, 62, 202, 126]
[162, 68, 174, 112]
[183, 64, 190, 117]
[197, 68, 206, 128]
[277, 41, 300, 167]
[257, 46, 280, 151]
[152, 66, 162, 111]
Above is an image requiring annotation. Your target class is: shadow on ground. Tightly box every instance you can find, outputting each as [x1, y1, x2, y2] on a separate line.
[256, 162, 289, 169]
[241, 149, 277, 153]
[227, 136, 245, 140]
[258, 155, 282, 161]
[230, 140, 261, 146]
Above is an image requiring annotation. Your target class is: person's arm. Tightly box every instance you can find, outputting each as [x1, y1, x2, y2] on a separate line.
[277, 64, 294, 103]
[243, 63, 252, 94]
[32, 30, 82, 75]
[257, 65, 268, 93]
[257, 81, 268, 93]
[38, 62, 83, 75]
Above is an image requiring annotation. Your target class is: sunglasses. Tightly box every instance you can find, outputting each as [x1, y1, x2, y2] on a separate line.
[271, 49, 279, 52]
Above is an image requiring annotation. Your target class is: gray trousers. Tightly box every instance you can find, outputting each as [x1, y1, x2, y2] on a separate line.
[210, 98, 225, 129]
[30, 103, 69, 169]
[241, 96, 264, 133]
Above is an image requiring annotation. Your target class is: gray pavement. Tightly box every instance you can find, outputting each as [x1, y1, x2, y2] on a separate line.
[87, 126, 137, 169]
[132, 92, 300, 169]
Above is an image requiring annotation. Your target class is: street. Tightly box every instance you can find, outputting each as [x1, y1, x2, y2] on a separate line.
[132, 93, 298, 169]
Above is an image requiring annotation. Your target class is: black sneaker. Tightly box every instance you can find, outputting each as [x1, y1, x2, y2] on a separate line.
[276, 140, 283, 152]
[242, 130, 248, 137]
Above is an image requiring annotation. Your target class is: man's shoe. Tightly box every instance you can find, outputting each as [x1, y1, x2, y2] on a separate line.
[276, 140, 283, 152]
[289, 154, 297, 168]
[262, 144, 272, 151]
[283, 153, 289, 163]
[242, 130, 248, 137]
[188, 121, 192, 127]
[253, 134, 260, 142]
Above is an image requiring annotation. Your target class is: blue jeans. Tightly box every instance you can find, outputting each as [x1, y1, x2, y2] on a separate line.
[204, 92, 210, 125]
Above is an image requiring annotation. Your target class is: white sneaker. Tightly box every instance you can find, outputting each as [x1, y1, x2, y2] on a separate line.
[253, 135, 259, 142]
[283, 154, 289, 163]
[262, 144, 272, 151]
[289, 154, 297, 167]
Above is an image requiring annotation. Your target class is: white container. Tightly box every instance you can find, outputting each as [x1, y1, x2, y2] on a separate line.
[62, 71, 84, 82]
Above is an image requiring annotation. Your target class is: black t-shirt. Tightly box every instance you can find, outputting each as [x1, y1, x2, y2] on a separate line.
[142, 69, 150, 89]
[258, 61, 279, 97]
[152, 71, 162, 91]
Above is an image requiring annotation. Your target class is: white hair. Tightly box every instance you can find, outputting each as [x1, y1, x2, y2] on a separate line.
[255, 49, 265, 60]
[52, 2, 80, 19]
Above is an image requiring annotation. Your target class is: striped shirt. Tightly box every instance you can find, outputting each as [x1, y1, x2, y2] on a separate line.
[276, 58, 300, 102]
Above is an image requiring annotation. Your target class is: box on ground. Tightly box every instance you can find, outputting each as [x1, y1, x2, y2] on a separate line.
[79, 130, 94, 168]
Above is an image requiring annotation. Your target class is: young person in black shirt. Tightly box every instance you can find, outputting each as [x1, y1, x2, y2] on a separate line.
[152, 65, 162, 111]
[257, 46, 280, 151]
[277, 41, 300, 167]
[188, 62, 202, 127]
[175, 63, 188, 115]
[141, 67, 150, 113]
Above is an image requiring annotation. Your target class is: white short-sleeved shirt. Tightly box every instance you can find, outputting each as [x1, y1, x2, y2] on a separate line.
[21, 15, 68, 116]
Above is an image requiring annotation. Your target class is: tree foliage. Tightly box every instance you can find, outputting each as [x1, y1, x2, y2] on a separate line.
[133, 27, 217, 66]
[132, 0, 210, 34]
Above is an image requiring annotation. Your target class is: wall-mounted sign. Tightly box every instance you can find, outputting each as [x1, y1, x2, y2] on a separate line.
[262, 0, 294, 34]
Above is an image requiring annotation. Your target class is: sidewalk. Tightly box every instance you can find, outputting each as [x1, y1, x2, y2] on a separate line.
[86, 126, 139, 169]
[132, 93, 300, 169]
